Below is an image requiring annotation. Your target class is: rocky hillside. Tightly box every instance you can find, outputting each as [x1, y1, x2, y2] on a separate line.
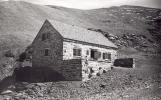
[56, 5, 161, 52]
[0, 1, 161, 53]
[86, 5, 161, 52]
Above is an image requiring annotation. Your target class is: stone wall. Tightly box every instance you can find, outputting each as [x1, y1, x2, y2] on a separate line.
[37, 57, 83, 81]
[63, 41, 117, 66]
[113, 58, 135, 68]
[81, 60, 113, 81]
[32, 20, 63, 68]
[15, 59, 82, 82]
[59, 59, 82, 81]
[63, 41, 117, 63]
[63, 41, 117, 81]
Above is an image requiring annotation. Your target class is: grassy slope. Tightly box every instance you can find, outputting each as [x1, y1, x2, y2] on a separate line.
[0, 1, 161, 51]
[49, 5, 161, 52]
[49, 5, 160, 37]
[0, 1, 94, 51]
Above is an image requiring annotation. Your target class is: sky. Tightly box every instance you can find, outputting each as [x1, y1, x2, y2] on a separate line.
[1, 0, 161, 9]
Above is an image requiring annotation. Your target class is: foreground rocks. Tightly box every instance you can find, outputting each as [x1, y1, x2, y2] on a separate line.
[0, 66, 160, 100]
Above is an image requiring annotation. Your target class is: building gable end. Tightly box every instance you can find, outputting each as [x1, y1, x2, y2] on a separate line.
[32, 20, 63, 46]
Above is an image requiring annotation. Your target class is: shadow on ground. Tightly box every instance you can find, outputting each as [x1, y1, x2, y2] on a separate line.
[0, 66, 65, 92]
[14, 66, 65, 82]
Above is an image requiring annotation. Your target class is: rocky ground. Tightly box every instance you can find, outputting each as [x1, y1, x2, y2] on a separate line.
[0, 68, 160, 100]
[0, 54, 160, 100]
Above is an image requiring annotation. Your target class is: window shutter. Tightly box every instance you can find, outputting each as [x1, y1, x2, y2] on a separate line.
[103, 53, 105, 59]
[93, 51, 97, 59]
[95, 51, 101, 59]
[98, 52, 101, 58]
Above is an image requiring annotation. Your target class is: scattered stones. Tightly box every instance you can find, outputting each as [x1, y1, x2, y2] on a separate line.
[1, 90, 13, 95]
[99, 84, 106, 89]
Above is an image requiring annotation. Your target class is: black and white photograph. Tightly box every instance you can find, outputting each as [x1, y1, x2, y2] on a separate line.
[0, 0, 161, 99]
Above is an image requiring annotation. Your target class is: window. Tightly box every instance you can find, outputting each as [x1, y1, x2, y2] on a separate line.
[103, 53, 111, 60]
[90, 49, 101, 60]
[42, 34, 46, 41]
[42, 33, 50, 41]
[44, 49, 50, 56]
[73, 48, 81, 56]
[91, 49, 95, 59]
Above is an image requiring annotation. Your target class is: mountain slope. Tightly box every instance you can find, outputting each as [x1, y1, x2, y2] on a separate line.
[0, 1, 161, 53]
[49, 5, 161, 52]
[0, 1, 94, 51]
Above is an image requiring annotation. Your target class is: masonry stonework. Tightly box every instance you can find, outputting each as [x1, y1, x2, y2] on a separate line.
[55, 59, 82, 81]
[32, 20, 63, 68]
[32, 20, 118, 81]
[63, 41, 117, 80]
[63, 41, 117, 61]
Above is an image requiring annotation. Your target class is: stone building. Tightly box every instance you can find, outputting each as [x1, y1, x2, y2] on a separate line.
[32, 19, 118, 81]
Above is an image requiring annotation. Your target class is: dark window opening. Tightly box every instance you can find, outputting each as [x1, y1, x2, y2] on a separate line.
[103, 53, 111, 60]
[44, 49, 50, 56]
[91, 49, 95, 59]
[42, 33, 50, 41]
[90, 49, 101, 60]
[42, 34, 46, 41]
[73, 48, 81, 56]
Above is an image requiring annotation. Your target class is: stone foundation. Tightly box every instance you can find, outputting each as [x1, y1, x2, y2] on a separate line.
[55, 59, 113, 81]
[16, 58, 113, 82]
[51, 59, 82, 81]
[82, 60, 112, 81]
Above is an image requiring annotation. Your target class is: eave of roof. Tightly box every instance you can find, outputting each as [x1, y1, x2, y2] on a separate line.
[63, 38, 118, 50]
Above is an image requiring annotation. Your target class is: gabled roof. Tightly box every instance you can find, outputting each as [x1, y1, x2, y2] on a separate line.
[47, 20, 117, 49]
